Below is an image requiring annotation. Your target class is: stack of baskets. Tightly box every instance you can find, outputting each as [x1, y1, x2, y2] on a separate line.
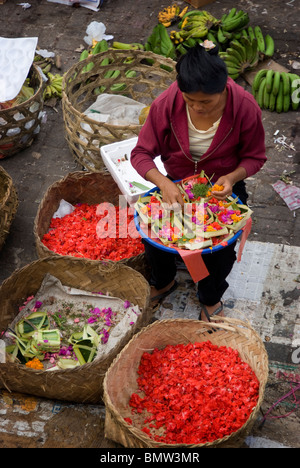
[0, 166, 18, 251]
[0, 64, 44, 159]
[0, 257, 151, 403]
[62, 49, 176, 172]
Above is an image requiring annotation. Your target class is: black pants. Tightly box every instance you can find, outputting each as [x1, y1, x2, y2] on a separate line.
[144, 180, 248, 306]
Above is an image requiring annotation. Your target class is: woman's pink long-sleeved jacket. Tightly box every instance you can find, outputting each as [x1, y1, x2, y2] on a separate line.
[131, 78, 266, 182]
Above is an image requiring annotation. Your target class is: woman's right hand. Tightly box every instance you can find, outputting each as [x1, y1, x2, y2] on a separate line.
[160, 177, 184, 208]
[145, 168, 184, 208]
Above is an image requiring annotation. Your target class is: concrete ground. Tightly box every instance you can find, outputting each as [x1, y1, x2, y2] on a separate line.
[0, 0, 299, 449]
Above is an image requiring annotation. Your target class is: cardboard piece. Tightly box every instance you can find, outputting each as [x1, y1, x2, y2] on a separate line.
[178, 248, 210, 283]
[184, 0, 215, 8]
[243, 59, 289, 86]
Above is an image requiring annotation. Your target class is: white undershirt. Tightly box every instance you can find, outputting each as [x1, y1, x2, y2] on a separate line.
[186, 104, 221, 162]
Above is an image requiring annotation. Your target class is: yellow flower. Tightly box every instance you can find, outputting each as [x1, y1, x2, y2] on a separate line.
[231, 214, 243, 223]
[26, 358, 44, 370]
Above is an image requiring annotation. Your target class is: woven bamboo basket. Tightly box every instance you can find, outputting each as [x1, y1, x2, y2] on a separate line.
[62, 49, 176, 172]
[0, 256, 151, 403]
[0, 64, 44, 159]
[33, 170, 149, 277]
[0, 166, 18, 251]
[103, 317, 269, 448]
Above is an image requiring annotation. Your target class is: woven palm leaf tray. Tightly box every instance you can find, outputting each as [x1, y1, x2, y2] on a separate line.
[62, 49, 176, 172]
[0, 256, 151, 403]
[104, 318, 269, 448]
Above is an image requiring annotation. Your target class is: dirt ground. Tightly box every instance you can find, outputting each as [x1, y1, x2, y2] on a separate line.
[0, 0, 299, 450]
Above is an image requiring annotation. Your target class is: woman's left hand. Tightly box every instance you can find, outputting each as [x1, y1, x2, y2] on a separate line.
[211, 175, 233, 200]
[212, 168, 247, 200]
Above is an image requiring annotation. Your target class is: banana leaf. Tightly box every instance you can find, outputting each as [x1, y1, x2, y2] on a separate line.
[6, 332, 43, 362]
[72, 339, 98, 365]
[57, 358, 80, 370]
[69, 325, 100, 365]
[32, 329, 61, 353]
[144, 24, 176, 59]
[177, 237, 212, 250]
[15, 311, 50, 339]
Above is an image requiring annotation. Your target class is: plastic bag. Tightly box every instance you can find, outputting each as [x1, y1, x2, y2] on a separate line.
[84, 94, 146, 126]
[53, 199, 75, 218]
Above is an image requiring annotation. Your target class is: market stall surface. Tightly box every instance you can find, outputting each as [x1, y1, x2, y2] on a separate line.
[0, 0, 299, 449]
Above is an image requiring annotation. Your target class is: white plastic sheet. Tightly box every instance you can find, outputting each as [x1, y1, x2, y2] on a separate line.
[0, 36, 38, 102]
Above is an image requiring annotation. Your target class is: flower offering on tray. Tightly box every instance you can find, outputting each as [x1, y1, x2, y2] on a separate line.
[134, 171, 252, 251]
[125, 341, 260, 444]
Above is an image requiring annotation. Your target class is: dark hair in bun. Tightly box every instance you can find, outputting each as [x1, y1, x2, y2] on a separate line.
[176, 43, 228, 94]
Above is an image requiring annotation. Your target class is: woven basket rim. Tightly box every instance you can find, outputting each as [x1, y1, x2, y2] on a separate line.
[0, 64, 43, 115]
[0, 166, 14, 208]
[0, 255, 151, 376]
[103, 317, 269, 448]
[62, 49, 176, 121]
[62, 90, 143, 131]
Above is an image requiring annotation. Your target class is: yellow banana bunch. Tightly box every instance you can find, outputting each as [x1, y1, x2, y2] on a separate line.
[170, 30, 185, 44]
[43, 72, 63, 100]
[158, 4, 188, 27]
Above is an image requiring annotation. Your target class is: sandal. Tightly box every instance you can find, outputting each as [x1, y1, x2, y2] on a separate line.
[150, 280, 179, 303]
[199, 301, 224, 322]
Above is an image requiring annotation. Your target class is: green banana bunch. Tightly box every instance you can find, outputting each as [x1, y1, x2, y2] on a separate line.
[252, 69, 300, 112]
[14, 79, 35, 104]
[219, 36, 259, 80]
[43, 72, 63, 100]
[112, 42, 144, 50]
[180, 10, 219, 40]
[79, 39, 109, 73]
[34, 54, 53, 74]
[253, 26, 275, 58]
[220, 9, 249, 32]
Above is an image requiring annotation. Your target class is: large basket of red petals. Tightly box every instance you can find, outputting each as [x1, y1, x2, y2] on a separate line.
[34, 171, 148, 278]
[103, 317, 268, 448]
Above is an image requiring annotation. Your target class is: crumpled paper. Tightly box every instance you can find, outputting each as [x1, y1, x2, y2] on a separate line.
[272, 180, 300, 210]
